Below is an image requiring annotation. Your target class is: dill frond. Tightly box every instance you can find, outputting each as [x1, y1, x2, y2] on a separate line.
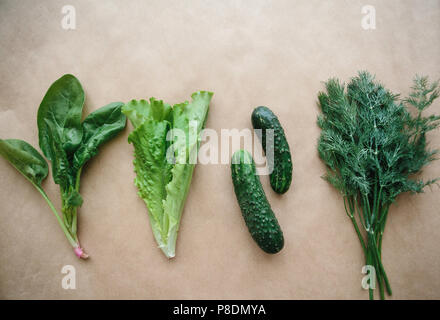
[317, 71, 440, 299]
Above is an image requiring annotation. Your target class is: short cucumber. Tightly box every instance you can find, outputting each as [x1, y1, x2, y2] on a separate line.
[231, 150, 284, 254]
[251, 106, 292, 194]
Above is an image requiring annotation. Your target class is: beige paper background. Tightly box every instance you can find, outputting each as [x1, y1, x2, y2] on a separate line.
[0, 0, 439, 299]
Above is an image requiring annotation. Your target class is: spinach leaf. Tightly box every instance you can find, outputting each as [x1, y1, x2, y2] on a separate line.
[37, 74, 85, 159]
[0, 138, 79, 250]
[43, 120, 73, 189]
[2, 74, 127, 259]
[73, 102, 126, 170]
[0, 139, 48, 186]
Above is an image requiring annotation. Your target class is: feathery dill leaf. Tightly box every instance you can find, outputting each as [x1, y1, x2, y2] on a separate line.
[317, 71, 439, 299]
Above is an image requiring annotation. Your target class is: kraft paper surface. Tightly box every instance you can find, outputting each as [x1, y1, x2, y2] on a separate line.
[0, 0, 439, 299]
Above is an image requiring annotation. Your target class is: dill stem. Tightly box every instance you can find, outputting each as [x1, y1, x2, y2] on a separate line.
[344, 196, 366, 254]
[372, 183, 382, 229]
[378, 207, 389, 256]
[351, 217, 366, 255]
[366, 242, 374, 300]
[376, 267, 385, 300]
[370, 234, 392, 295]
[362, 190, 375, 300]
[362, 193, 392, 299]
[373, 250, 385, 300]
[370, 187, 392, 297]
[355, 195, 366, 229]
[361, 195, 371, 231]
[366, 231, 387, 299]
[371, 182, 378, 226]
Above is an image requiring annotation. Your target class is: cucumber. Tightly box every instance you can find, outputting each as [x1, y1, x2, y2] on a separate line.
[251, 106, 292, 194]
[231, 150, 284, 254]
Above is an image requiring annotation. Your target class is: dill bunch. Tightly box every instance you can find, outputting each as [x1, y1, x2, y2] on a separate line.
[317, 71, 440, 299]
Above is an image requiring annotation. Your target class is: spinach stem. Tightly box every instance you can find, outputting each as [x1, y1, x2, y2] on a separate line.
[71, 167, 82, 236]
[32, 183, 78, 248]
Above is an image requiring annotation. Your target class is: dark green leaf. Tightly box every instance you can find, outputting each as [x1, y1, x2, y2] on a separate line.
[72, 102, 127, 170]
[38, 74, 85, 160]
[44, 120, 72, 189]
[0, 139, 48, 186]
[65, 189, 83, 207]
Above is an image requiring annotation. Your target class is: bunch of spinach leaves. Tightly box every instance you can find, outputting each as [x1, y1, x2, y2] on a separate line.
[0, 74, 126, 258]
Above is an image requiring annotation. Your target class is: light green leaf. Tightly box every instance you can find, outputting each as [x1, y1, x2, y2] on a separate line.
[125, 91, 213, 258]
[128, 119, 172, 245]
[122, 98, 171, 129]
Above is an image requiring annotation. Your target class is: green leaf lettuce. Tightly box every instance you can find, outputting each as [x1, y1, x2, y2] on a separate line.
[123, 91, 213, 258]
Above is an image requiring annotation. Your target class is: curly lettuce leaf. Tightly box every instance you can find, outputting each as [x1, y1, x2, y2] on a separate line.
[123, 98, 171, 128]
[123, 91, 213, 258]
[128, 119, 172, 249]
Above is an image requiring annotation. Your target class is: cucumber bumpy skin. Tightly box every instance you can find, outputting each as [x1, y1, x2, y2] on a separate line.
[251, 106, 292, 194]
[231, 150, 284, 254]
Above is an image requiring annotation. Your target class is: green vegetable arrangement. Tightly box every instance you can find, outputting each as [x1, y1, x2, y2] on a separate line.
[317, 71, 439, 299]
[123, 91, 213, 258]
[0, 74, 127, 258]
